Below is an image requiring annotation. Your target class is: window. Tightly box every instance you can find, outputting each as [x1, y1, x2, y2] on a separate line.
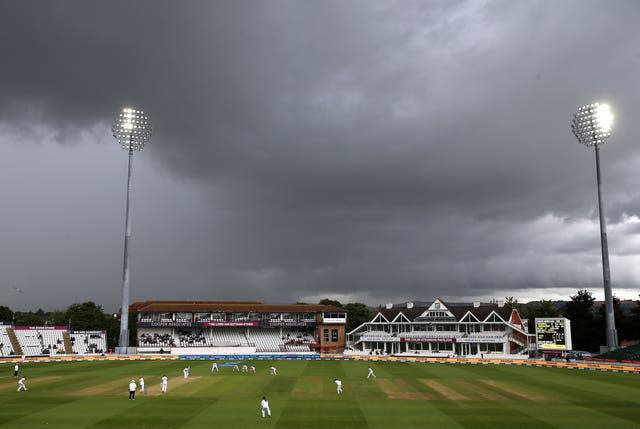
[323, 329, 329, 342]
[331, 329, 338, 342]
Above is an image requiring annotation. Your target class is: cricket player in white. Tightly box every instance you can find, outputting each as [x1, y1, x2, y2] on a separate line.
[128, 380, 137, 400]
[334, 379, 343, 394]
[161, 375, 168, 393]
[211, 362, 219, 372]
[139, 377, 145, 394]
[242, 364, 248, 372]
[367, 367, 376, 379]
[183, 367, 190, 379]
[17, 377, 27, 391]
[260, 396, 271, 418]
[270, 366, 277, 375]
[14, 364, 19, 377]
[250, 365, 256, 373]
[233, 364, 240, 372]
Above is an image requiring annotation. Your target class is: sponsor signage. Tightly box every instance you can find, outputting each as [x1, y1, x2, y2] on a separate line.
[264, 321, 316, 327]
[360, 336, 400, 342]
[400, 337, 457, 343]
[456, 337, 504, 344]
[138, 321, 201, 328]
[14, 326, 68, 330]
[204, 321, 260, 327]
[71, 330, 106, 335]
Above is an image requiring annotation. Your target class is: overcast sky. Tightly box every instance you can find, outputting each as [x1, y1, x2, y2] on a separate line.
[1, 1, 640, 312]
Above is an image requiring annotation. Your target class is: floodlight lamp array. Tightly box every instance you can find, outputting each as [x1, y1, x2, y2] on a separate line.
[571, 102, 613, 147]
[112, 108, 152, 151]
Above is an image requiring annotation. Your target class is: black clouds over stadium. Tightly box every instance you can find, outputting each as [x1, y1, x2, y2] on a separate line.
[1, 1, 640, 311]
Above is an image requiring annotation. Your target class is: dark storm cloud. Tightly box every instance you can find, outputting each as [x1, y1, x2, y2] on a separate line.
[1, 1, 640, 310]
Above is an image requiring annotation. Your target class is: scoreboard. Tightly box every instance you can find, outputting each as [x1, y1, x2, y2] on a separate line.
[535, 318, 572, 350]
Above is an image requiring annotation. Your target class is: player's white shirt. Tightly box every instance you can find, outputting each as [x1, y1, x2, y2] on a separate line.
[129, 382, 137, 391]
[261, 399, 269, 409]
[14, 364, 19, 371]
[335, 380, 342, 387]
[161, 376, 168, 392]
[270, 366, 277, 374]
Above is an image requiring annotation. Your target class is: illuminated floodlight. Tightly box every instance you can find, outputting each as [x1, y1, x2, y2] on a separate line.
[112, 107, 152, 152]
[571, 103, 613, 147]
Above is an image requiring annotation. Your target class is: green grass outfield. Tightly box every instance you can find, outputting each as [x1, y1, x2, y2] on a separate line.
[1, 359, 639, 429]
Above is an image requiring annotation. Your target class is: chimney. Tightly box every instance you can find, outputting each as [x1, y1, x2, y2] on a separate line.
[473, 302, 480, 308]
[406, 302, 414, 309]
[385, 303, 393, 309]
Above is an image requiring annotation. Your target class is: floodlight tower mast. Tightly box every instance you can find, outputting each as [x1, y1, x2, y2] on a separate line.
[571, 102, 618, 351]
[112, 108, 152, 354]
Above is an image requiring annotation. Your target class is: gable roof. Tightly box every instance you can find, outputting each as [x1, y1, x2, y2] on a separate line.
[375, 302, 515, 323]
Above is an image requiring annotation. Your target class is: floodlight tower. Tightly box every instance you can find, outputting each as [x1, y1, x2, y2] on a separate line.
[571, 102, 618, 351]
[112, 108, 152, 354]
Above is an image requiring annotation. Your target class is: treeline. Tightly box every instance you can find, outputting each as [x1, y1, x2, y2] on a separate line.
[506, 290, 640, 352]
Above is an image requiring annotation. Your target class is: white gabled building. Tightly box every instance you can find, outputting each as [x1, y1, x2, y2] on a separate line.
[346, 299, 534, 357]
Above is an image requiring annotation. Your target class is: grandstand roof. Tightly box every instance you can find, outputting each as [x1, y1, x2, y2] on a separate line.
[130, 300, 345, 313]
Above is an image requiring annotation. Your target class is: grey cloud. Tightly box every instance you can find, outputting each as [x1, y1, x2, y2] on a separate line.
[1, 1, 640, 310]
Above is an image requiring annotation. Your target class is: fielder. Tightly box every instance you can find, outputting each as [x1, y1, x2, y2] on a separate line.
[334, 379, 343, 394]
[14, 364, 19, 377]
[139, 377, 145, 395]
[17, 376, 27, 392]
[270, 366, 277, 375]
[211, 362, 219, 372]
[242, 364, 248, 373]
[367, 367, 376, 379]
[161, 375, 168, 393]
[250, 365, 256, 373]
[183, 367, 190, 379]
[260, 396, 271, 418]
[233, 364, 240, 372]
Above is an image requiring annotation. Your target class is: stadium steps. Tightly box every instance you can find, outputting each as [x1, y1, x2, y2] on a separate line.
[7, 328, 23, 355]
[63, 332, 73, 354]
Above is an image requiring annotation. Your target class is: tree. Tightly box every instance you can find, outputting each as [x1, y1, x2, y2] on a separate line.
[344, 303, 373, 332]
[318, 299, 343, 308]
[522, 300, 561, 333]
[14, 312, 45, 326]
[64, 302, 108, 331]
[504, 297, 522, 312]
[0, 306, 13, 322]
[629, 295, 640, 341]
[563, 289, 598, 351]
[47, 310, 67, 326]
